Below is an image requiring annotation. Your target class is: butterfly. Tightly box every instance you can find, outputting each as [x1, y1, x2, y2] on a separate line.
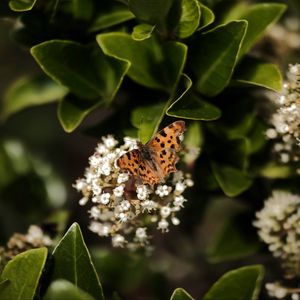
[117, 120, 185, 186]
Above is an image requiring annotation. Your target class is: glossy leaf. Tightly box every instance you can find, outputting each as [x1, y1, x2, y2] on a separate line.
[0, 248, 47, 300]
[129, 0, 173, 25]
[57, 95, 103, 132]
[203, 265, 264, 300]
[167, 92, 221, 120]
[44, 279, 95, 300]
[189, 21, 247, 96]
[131, 103, 165, 144]
[9, 0, 37, 11]
[31, 40, 129, 101]
[237, 3, 286, 59]
[89, 6, 134, 32]
[177, 0, 200, 38]
[97, 33, 187, 92]
[170, 288, 195, 300]
[234, 58, 282, 92]
[132, 24, 155, 41]
[212, 163, 252, 197]
[198, 3, 215, 30]
[51, 223, 104, 300]
[2, 76, 67, 119]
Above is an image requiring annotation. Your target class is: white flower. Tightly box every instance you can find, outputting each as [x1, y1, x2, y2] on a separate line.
[173, 195, 187, 207]
[89, 206, 101, 219]
[160, 206, 171, 218]
[74, 134, 193, 249]
[141, 200, 157, 212]
[102, 135, 118, 149]
[100, 193, 110, 205]
[136, 185, 150, 200]
[155, 185, 170, 197]
[112, 234, 126, 247]
[117, 173, 129, 184]
[158, 219, 169, 232]
[171, 217, 180, 225]
[175, 182, 186, 194]
[135, 227, 147, 243]
[254, 191, 300, 278]
[89, 222, 111, 236]
[119, 200, 130, 211]
[113, 185, 124, 197]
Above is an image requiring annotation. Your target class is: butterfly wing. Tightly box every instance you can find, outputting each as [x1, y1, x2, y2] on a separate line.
[116, 149, 141, 176]
[138, 159, 163, 186]
[147, 120, 185, 177]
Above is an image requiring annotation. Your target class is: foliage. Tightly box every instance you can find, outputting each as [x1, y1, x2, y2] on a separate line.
[0, 0, 297, 299]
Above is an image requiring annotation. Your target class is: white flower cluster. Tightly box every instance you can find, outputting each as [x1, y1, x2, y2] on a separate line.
[266, 64, 300, 168]
[74, 135, 194, 249]
[254, 191, 300, 278]
[266, 282, 300, 300]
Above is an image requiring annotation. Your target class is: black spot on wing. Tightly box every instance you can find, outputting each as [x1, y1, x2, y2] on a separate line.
[160, 130, 167, 137]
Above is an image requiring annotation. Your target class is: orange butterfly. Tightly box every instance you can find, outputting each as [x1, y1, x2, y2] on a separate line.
[117, 120, 185, 186]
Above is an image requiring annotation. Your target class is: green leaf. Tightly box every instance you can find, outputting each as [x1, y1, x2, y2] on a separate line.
[44, 279, 95, 300]
[167, 74, 221, 120]
[198, 3, 215, 30]
[131, 103, 165, 144]
[2, 76, 67, 119]
[170, 288, 195, 300]
[204, 199, 259, 263]
[31, 40, 129, 132]
[129, 0, 174, 25]
[203, 265, 264, 300]
[177, 0, 201, 38]
[132, 24, 155, 41]
[234, 58, 283, 92]
[167, 93, 221, 120]
[57, 94, 102, 133]
[97, 33, 187, 92]
[0, 248, 47, 300]
[31, 40, 129, 101]
[212, 163, 252, 197]
[260, 163, 292, 179]
[89, 6, 134, 32]
[51, 223, 104, 300]
[237, 3, 287, 59]
[190, 21, 247, 96]
[9, 0, 37, 11]
[246, 120, 268, 155]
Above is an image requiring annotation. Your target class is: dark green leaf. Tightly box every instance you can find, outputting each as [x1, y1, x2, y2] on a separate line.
[167, 93, 221, 120]
[131, 103, 165, 144]
[190, 21, 247, 96]
[132, 24, 155, 41]
[129, 0, 173, 25]
[44, 279, 95, 300]
[89, 6, 134, 32]
[97, 33, 187, 92]
[237, 3, 287, 59]
[198, 3, 215, 30]
[0, 248, 47, 300]
[167, 73, 221, 120]
[246, 120, 268, 155]
[204, 199, 259, 263]
[203, 265, 264, 300]
[9, 0, 37, 11]
[177, 0, 200, 38]
[51, 223, 104, 300]
[57, 95, 102, 133]
[212, 163, 252, 197]
[31, 40, 129, 101]
[170, 288, 195, 300]
[234, 58, 282, 92]
[2, 76, 67, 119]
